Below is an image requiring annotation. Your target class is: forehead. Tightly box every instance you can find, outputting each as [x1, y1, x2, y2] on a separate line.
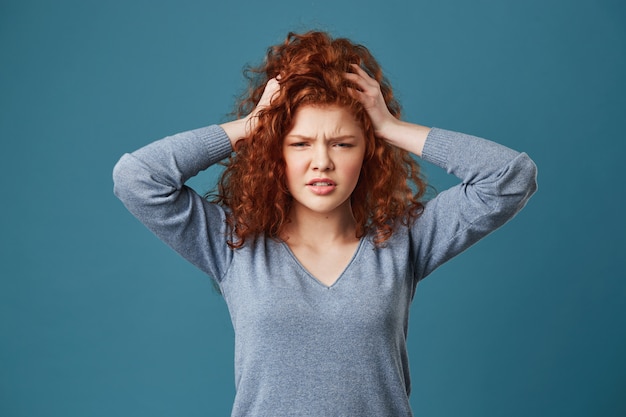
[287, 105, 363, 138]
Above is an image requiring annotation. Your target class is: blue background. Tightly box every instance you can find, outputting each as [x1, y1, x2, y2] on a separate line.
[1, 0, 625, 416]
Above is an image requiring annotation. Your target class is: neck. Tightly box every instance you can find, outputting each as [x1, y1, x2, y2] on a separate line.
[282, 202, 358, 246]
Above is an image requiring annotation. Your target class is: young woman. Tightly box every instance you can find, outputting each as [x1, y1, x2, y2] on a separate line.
[113, 31, 537, 417]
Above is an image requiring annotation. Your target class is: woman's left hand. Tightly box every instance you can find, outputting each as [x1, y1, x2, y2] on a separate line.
[344, 64, 398, 138]
[345, 64, 430, 157]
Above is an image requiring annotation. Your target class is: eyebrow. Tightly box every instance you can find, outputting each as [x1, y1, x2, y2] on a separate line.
[285, 134, 358, 141]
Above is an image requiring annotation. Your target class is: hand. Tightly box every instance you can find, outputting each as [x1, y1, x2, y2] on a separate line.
[345, 65, 430, 156]
[252, 77, 281, 116]
[242, 77, 281, 135]
[221, 77, 281, 146]
[344, 64, 398, 139]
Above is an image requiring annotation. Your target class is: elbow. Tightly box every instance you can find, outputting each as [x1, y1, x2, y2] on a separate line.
[112, 153, 177, 214]
[112, 153, 138, 203]
[501, 153, 538, 215]
[519, 153, 538, 200]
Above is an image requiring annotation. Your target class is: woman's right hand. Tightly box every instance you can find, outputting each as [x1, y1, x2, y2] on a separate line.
[220, 77, 281, 147]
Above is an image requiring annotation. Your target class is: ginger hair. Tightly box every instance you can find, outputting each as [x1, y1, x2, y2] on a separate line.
[213, 31, 427, 248]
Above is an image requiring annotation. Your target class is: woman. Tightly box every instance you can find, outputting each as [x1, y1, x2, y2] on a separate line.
[113, 31, 537, 417]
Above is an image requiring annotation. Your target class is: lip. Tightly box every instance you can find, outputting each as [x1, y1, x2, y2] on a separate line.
[306, 178, 336, 195]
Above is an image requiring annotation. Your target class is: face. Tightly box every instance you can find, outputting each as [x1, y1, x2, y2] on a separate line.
[283, 105, 366, 218]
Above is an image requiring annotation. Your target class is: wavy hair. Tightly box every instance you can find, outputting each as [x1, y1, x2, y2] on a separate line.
[212, 31, 427, 248]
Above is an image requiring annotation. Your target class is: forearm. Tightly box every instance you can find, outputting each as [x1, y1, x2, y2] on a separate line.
[112, 125, 235, 281]
[113, 125, 232, 209]
[220, 117, 251, 148]
[411, 128, 538, 279]
[376, 119, 431, 157]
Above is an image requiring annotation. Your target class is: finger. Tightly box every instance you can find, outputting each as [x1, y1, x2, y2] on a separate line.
[344, 72, 377, 95]
[258, 78, 281, 107]
[345, 86, 362, 101]
[346, 65, 370, 85]
[348, 63, 377, 83]
[346, 86, 374, 109]
[345, 76, 381, 105]
[348, 63, 367, 76]
[345, 66, 379, 91]
[344, 72, 365, 89]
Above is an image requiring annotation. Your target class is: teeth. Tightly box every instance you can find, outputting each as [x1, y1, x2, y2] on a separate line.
[311, 182, 332, 186]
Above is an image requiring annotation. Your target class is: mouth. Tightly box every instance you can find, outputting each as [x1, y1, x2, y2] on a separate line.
[308, 181, 335, 186]
[306, 178, 336, 186]
[306, 179, 336, 195]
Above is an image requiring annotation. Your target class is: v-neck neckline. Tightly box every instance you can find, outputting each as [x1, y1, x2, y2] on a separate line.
[280, 237, 366, 289]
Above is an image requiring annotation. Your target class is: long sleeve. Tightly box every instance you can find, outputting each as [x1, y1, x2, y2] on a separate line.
[411, 127, 538, 281]
[112, 125, 234, 282]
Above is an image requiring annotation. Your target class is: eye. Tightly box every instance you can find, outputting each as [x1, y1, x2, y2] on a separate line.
[334, 142, 354, 148]
[290, 142, 309, 148]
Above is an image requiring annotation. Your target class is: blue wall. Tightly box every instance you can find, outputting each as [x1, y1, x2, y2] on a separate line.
[1, 0, 624, 416]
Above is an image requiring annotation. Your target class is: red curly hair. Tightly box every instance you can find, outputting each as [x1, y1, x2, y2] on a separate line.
[213, 31, 427, 248]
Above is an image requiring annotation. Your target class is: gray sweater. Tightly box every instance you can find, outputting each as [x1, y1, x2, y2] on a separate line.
[113, 125, 537, 416]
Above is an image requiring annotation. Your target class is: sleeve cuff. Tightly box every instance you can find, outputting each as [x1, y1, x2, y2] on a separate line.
[191, 125, 233, 166]
[421, 127, 455, 169]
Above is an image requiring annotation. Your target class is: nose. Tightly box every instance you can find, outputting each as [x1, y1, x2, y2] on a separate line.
[312, 145, 333, 171]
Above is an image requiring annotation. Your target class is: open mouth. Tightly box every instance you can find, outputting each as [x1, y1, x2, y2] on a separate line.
[307, 178, 336, 186]
[306, 179, 336, 195]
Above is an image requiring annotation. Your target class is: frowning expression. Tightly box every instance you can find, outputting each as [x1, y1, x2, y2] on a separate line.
[283, 105, 366, 217]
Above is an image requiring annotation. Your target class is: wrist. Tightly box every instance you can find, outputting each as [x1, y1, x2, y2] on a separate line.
[374, 117, 403, 142]
[377, 119, 430, 157]
[220, 117, 250, 147]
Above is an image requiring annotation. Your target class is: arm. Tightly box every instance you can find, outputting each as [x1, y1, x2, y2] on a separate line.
[414, 128, 537, 279]
[113, 79, 281, 281]
[346, 65, 538, 280]
[112, 125, 234, 282]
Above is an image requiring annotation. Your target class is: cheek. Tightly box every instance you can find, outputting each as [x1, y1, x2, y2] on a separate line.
[344, 159, 365, 187]
[350, 160, 363, 176]
[350, 151, 366, 176]
[283, 157, 305, 186]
